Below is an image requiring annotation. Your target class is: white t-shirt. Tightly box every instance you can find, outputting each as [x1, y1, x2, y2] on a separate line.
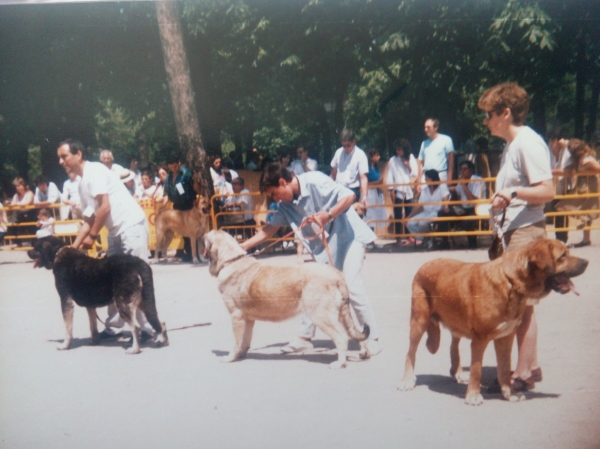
[418, 183, 450, 214]
[62, 176, 81, 205]
[456, 175, 487, 209]
[551, 145, 573, 195]
[330, 146, 369, 189]
[79, 161, 146, 237]
[290, 158, 318, 176]
[494, 126, 552, 232]
[224, 188, 255, 222]
[418, 134, 455, 172]
[34, 182, 61, 204]
[36, 217, 55, 238]
[0, 202, 7, 233]
[386, 155, 418, 200]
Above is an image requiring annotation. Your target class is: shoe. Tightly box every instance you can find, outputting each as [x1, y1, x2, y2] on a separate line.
[488, 367, 542, 394]
[280, 337, 314, 354]
[364, 339, 382, 357]
[426, 239, 434, 250]
[98, 330, 122, 340]
[531, 367, 543, 383]
[511, 376, 535, 392]
[570, 241, 591, 248]
[140, 332, 154, 344]
[414, 239, 423, 246]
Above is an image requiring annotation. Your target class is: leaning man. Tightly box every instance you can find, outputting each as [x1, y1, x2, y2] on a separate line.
[57, 139, 154, 340]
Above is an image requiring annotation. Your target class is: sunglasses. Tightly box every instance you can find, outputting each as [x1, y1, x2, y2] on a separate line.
[484, 111, 492, 120]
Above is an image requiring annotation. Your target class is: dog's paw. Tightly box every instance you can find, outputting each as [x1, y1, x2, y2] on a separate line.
[220, 354, 238, 363]
[126, 347, 141, 355]
[464, 393, 484, 406]
[56, 342, 71, 351]
[508, 392, 525, 402]
[398, 377, 416, 391]
[454, 371, 470, 384]
[329, 360, 347, 369]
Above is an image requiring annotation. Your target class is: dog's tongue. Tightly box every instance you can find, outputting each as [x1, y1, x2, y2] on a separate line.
[551, 274, 580, 296]
[33, 258, 41, 268]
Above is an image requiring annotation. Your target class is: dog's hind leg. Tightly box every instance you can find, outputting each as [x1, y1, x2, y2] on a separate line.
[494, 333, 523, 402]
[57, 296, 75, 351]
[139, 266, 169, 347]
[450, 335, 469, 384]
[425, 318, 440, 354]
[311, 311, 350, 369]
[398, 282, 430, 391]
[87, 308, 100, 345]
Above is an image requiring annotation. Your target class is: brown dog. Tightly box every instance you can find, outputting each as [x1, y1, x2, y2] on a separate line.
[154, 196, 210, 264]
[398, 239, 587, 405]
[204, 230, 370, 368]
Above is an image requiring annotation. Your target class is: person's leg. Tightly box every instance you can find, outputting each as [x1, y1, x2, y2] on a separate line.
[512, 305, 539, 380]
[102, 233, 126, 337]
[393, 197, 403, 243]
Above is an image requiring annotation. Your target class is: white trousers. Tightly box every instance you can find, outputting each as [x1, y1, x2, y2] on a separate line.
[105, 221, 154, 335]
[299, 240, 379, 340]
[406, 210, 438, 238]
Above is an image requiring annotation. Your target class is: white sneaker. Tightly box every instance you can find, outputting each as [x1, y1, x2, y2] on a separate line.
[280, 337, 314, 353]
[364, 339, 382, 357]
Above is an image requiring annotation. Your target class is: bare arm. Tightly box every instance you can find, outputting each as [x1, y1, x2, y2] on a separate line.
[330, 167, 338, 181]
[359, 173, 368, 207]
[447, 152, 455, 181]
[416, 159, 423, 193]
[492, 179, 555, 210]
[73, 194, 111, 249]
[240, 224, 280, 251]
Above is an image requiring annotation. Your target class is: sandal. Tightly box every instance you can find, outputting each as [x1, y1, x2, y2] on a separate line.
[511, 376, 535, 393]
[531, 367, 543, 383]
[488, 369, 541, 394]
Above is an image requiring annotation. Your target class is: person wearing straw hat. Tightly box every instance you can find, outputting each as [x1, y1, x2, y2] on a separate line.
[240, 163, 382, 357]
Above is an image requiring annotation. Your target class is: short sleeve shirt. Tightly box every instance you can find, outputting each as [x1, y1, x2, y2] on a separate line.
[330, 146, 369, 189]
[418, 183, 450, 213]
[457, 175, 487, 208]
[35, 182, 61, 204]
[418, 134, 455, 172]
[269, 171, 376, 269]
[62, 177, 81, 204]
[494, 126, 552, 232]
[79, 161, 146, 237]
[386, 155, 418, 200]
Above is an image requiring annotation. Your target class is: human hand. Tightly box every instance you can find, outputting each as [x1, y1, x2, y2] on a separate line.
[81, 235, 96, 249]
[491, 190, 511, 210]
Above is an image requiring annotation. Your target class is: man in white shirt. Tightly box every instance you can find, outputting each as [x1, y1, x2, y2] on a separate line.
[417, 118, 455, 186]
[330, 129, 368, 209]
[33, 175, 61, 208]
[290, 146, 318, 176]
[438, 160, 487, 248]
[100, 149, 124, 174]
[57, 138, 153, 340]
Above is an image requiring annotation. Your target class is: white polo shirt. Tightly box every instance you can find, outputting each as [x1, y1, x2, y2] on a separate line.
[330, 146, 369, 189]
[79, 161, 146, 237]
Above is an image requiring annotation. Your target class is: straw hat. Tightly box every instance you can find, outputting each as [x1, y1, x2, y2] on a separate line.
[119, 169, 135, 184]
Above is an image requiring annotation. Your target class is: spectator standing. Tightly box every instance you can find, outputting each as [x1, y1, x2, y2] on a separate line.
[364, 148, 386, 234]
[57, 138, 154, 340]
[129, 156, 142, 186]
[162, 154, 197, 262]
[417, 118, 455, 186]
[479, 82, 554, 391]
[100, 149, 124, 174]
[386, 139, 419, 245]
[61, 171, 82, 220]
[406, 169, 450, 249]
[438, 160, 487, 249]
[35, 208, 55, 238]
[240, 163, 381, 356]
[330, 129, 369, 208]
[33, 175, 61, 207]
[555, 138, 600, 248]
[546, 128, 573, 243]
[290, 146, 318, 176]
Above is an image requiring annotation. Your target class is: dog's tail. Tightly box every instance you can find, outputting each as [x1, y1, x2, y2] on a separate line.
[338, 280, 370, 341]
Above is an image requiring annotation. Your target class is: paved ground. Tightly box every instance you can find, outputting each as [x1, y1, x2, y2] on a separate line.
[1, 234, 599, 449]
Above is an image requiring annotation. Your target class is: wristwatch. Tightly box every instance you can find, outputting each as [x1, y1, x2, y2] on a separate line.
[327, 211, 334, 221]
[511, 188, 518, 200]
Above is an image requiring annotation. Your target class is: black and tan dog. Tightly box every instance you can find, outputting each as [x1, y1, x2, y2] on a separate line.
[398, 238, 587, 405]
[28, 236, 168, 354]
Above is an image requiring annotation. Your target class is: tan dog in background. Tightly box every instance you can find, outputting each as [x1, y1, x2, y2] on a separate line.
[154, 196, 210, 264]
[204, 230, 370, 368]
[398, 239, 587, 405]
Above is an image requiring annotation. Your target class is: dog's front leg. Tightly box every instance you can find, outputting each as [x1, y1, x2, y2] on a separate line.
[465, 338, 489, 405]
[494, 333, 523, 402]
[57, 296, 75, 351]
[87, 308, 100, 345]
[450, 335, 469, 384]
[222, 312, 250, 362]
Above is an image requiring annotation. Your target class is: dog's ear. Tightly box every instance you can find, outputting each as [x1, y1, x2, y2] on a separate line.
[528, 239, 556, 275]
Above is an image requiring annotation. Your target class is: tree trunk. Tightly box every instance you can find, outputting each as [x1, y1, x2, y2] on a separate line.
[586, 62, 599, 140]
[155, 1, 213, 198]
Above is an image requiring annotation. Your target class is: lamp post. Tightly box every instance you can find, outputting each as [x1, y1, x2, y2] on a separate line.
[323, 101, 336, 165]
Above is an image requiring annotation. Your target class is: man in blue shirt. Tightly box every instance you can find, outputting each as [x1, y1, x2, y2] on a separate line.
[240, 163, 382, 357]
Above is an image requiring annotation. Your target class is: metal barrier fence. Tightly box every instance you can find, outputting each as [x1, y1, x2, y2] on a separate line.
[3, 174, 597, 253]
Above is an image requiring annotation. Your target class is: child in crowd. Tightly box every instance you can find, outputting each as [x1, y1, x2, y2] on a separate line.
[36, 208, 55, 238]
